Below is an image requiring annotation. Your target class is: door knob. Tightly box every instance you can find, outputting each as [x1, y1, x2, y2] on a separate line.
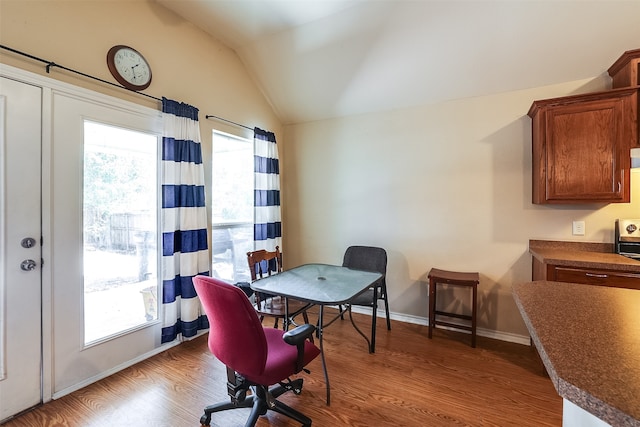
[20, 259, 37, 271]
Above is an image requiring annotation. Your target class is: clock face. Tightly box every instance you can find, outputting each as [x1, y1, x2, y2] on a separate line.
[107, 45, 152, 91]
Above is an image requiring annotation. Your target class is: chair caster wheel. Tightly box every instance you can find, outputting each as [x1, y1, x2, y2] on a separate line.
[235, 388, 247, 402]
[200, 413, 211, 426]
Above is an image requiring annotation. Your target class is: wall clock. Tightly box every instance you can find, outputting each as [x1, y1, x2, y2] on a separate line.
[106, 45, 152, 91]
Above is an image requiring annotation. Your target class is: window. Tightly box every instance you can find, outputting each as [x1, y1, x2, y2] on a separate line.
[83, 121, 159, 344]
[211, 131, 254, 283]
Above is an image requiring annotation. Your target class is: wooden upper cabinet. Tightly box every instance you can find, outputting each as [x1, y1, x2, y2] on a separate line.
[608, 48, 640, 88]
[528, 87, 638, 204]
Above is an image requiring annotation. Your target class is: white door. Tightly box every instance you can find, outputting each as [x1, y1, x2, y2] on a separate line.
[0, 77, 42, 420]
[50, 90, 162, 396]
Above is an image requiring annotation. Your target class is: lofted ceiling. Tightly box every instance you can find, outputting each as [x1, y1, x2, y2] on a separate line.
[156, 0, 640, 125]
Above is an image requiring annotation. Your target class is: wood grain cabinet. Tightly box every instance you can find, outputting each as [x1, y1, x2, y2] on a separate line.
[528, 87, 638, 204]
[552, 266, 640, 290]
[533, 260, 640, 290]
[608, 48, 640, 88]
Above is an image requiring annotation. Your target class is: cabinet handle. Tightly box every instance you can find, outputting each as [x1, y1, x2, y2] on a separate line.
[585, 273, 608, 278]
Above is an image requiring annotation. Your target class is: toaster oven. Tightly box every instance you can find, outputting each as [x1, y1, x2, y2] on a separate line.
[615, 219, 640, 259]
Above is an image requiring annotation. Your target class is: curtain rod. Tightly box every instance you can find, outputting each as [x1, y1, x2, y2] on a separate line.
[205, 114, 253, 131]
[0, 44, 162, 102]
[1, 44, 254, 130]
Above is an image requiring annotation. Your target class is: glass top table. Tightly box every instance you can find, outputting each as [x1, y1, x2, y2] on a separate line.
[250, 263, 381, 305]
[250, 263, 382, 405]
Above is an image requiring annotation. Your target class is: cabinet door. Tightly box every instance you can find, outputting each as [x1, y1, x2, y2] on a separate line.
[529, 88, 637, 204]
[545, 97, 628, 202]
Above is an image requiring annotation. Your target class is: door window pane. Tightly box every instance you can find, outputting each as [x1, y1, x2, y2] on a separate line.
[83, 121, 158, 344]
[212, 131, 253, 283]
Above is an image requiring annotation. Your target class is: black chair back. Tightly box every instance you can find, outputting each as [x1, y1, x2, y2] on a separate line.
[342, 245, 387, 275]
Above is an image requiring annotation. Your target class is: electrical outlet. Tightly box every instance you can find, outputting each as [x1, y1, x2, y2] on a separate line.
[572, 221, 585, 236]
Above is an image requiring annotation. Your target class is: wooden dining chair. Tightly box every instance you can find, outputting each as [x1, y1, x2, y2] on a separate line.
[247, 246, 312, 330]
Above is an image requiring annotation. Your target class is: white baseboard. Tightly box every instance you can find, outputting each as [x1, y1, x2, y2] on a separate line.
[350, 306, 531, 346]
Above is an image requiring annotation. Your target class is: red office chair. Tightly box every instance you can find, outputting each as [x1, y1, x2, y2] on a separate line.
[193, 275, 321, 427]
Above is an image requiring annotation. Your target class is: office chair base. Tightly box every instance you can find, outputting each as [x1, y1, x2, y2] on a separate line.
[200, 381, 311, 427]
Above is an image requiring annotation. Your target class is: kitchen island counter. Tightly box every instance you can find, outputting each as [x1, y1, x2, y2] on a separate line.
[513, 281, 640, 427]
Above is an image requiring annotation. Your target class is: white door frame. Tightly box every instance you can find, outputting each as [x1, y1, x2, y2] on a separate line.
[0, 63, 177, 404]
[0, 76, 42, 421]
[1, 64, 56, 405]
[51, 90, 164, 396]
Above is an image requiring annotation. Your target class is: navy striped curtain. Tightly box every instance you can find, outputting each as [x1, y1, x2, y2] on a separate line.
[253, 128, 282, 267]
[161, 97, 210, 343]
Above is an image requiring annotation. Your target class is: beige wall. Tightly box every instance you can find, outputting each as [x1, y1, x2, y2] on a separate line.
[283, 76, 640, 339]
[0, 0, 284, 231]
[0, 0, 282, 133]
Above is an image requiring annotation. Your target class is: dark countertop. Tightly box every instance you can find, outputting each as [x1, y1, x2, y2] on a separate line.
[530, 239, 640, 272]
[513, 281, 640, 427]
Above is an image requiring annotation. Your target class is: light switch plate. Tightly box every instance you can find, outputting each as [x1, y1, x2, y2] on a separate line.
[572, 221, 585, 236]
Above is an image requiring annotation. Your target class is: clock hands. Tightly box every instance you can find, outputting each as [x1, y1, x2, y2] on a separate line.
[130, 63, 140, 82]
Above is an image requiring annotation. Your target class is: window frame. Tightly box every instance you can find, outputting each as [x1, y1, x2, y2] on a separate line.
[211, 130, 254, 283]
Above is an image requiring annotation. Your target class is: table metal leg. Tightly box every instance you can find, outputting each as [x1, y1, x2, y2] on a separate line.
[371, 286, 378, 353]
[284, 298, 290, 331]
[318, 305, 330, 405]
[347, 306, 372, 353]
[323, 303, 372, 353]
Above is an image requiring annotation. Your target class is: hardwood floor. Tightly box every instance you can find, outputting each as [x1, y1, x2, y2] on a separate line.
[3, 308, 561, 426]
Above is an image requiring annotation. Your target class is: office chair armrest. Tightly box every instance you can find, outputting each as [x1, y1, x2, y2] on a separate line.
[283, 323, 316, 346]
[283, 323, 316, 373]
